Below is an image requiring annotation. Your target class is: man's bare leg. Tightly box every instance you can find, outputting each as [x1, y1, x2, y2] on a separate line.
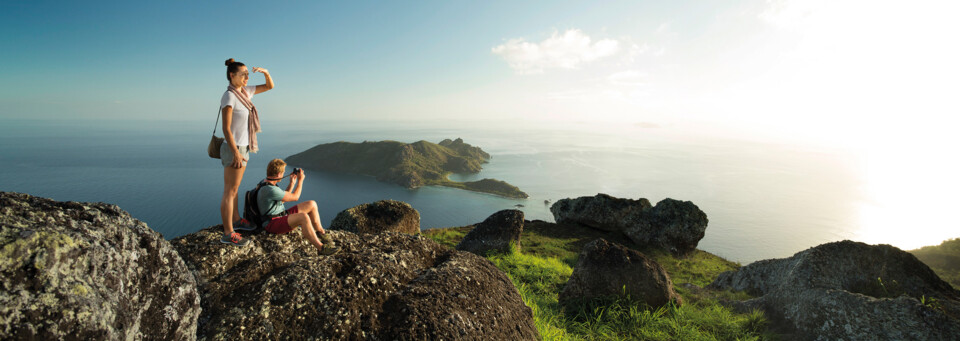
[287, 212, 323, 251]
[297, 201, 325, 234]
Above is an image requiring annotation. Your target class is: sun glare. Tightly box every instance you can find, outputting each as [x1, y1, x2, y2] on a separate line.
[853, 146, 960, 250]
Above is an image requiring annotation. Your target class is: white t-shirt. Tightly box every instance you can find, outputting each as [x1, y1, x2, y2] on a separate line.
[220, 85, 257, 147]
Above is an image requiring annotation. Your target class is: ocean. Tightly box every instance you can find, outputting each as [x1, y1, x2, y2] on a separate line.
[0, 118, 881, 263]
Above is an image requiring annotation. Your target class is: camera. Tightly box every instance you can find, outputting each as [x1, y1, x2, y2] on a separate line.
[292, 167, 302, 175]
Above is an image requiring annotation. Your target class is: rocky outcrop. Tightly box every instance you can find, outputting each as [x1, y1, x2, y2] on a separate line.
[550, 194, 707, 256]
[711, 240, 960, 340]
[559, 239, 681, 309]
[329, 200, 420, 235]
[439, 138, 491, 161]
[172, 226, 538, 340]
[456, 209, 524, 255]
[550, 194, 651, 232]
[622, 199, 708, 256]
[0, 192, 200, 340]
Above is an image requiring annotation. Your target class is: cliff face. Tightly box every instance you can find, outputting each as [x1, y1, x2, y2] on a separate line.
[0, 192, 200, 340]
[439, 137, 491, 161]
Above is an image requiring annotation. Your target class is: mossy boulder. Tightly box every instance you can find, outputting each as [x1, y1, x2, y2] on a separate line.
[0, 192, 200, 340]
[711, 240, 960, 340]
[456, 209, 525, 255]
[559, 238, 682, 309]
[551, 194, 707, 256]
[329, 200, 421, 235]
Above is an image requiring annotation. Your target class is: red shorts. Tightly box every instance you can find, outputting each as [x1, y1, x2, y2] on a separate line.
[265, 205, 300, 234]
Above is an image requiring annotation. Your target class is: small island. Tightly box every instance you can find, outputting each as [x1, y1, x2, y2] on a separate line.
[286, 138, 529, 199]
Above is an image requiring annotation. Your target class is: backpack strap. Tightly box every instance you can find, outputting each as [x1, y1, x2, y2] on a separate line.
[255, 181, 287, 219]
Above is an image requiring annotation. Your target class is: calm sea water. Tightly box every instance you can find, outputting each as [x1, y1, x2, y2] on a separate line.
[0, 118, 867, 263]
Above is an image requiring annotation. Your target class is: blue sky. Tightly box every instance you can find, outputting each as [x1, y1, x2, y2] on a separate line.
[2, 1, 749, 121]
[3, 0, 959, 147]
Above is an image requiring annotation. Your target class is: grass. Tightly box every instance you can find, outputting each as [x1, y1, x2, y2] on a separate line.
[910, 238, 960, 289]
[423, 221, 772, 340]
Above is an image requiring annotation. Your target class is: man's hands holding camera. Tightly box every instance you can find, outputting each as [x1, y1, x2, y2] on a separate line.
[290, 167, 305, 181]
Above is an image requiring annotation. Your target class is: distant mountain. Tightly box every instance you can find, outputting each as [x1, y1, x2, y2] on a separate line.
[286, 138, 528, 199]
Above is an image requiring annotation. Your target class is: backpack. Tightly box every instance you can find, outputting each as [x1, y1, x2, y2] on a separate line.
[243, 181, 278, 229]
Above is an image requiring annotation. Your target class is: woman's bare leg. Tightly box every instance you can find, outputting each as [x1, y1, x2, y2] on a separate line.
[232, 191, 241, 222]
[221, 164, 246, 236]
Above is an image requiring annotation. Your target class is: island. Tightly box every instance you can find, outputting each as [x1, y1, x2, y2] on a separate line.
[285, 138, 529, 199]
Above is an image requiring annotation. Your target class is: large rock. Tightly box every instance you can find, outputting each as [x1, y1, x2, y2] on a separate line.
[172, 226, 538, 340]
[710, 240, 960, 340]
[550, 194, 651, 232]
[329, 200, 420, 235]
[456, 209, 524, 255]
[550, 194, 707, 256]
[559, 239, 681, 309]
[0, 192, 200, 340]
[622, 198, 708, 256]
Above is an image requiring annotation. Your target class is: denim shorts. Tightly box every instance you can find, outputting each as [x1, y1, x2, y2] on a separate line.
[221, 144, 250, 168]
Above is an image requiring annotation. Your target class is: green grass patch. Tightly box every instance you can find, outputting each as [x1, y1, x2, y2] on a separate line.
[422, 225, 471, 249]
[425, 221, 772, 340]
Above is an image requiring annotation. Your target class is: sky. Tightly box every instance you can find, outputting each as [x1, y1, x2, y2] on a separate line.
[3, 0, 960, 247]
[3, 1, 958, 141]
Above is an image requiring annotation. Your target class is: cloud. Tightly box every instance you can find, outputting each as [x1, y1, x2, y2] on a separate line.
[546, 88, 624, 101]
[758, 0, 828, 31]
[607, 70, 648, 86]
[492, 29, 621, 74]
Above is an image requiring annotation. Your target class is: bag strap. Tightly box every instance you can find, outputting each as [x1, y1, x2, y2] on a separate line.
[212, 105, 222, 136]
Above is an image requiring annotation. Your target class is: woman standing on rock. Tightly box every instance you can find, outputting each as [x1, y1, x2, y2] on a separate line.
[219, 58, 274, 246]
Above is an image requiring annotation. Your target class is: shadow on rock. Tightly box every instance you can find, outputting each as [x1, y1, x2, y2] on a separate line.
[172, 226, 538, 340]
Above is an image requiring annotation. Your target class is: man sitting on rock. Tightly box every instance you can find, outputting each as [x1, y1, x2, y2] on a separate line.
[258, 159, 338, 255]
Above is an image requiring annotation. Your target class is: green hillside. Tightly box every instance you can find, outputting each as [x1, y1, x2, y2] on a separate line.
[911, 238, 960, 289]
[286, 139, 528, 199]
[424, 221, 771, 340]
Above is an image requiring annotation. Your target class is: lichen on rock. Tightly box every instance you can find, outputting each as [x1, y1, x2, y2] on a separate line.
[559, 238, 682, 309]
[550, 194, 707, 256]
[329, 200, 421, 235]
[456, 209, 524, 255]
[0, 191, 200, 340]
[711, 240, 960, 340]
[172, 223, 538, 340]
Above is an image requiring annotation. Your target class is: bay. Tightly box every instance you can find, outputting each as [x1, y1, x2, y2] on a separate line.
[0, 118, 863, 263]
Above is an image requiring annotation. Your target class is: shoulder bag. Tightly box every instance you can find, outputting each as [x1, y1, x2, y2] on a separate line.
[207, 105, 225, 159]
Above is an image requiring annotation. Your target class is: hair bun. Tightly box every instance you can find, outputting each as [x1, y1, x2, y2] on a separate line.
[224, 58, 235, 66]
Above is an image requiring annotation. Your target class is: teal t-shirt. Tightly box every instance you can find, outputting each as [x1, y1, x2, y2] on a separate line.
[256, 184, 287, 227]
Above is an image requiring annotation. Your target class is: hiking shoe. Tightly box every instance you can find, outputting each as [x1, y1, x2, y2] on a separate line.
[319, 244, 339, 256]
[319, 233, 335, 247]
[220, 232, 250, 246]
[234, 218, 257, 232]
